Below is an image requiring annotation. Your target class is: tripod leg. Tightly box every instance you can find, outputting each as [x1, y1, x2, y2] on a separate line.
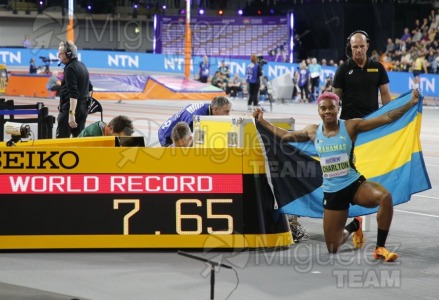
[210, 265, 215, 300]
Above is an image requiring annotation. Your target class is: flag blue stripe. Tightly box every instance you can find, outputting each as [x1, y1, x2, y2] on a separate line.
[279, 151, 432, 218]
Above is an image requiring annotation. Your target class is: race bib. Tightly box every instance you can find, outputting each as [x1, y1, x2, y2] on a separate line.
[321, 153, 350, 178]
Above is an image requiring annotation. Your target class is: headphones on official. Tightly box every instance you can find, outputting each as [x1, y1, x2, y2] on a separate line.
[64, 41, 73, 59]
[345, 30, 369, 58]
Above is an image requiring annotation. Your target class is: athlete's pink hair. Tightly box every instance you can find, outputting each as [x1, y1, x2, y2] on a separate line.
[317, 92, 340, 105]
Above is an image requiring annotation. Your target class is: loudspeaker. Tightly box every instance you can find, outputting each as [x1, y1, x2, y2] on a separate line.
[64, 41, 73, 59]
[345, 30, 369, 58]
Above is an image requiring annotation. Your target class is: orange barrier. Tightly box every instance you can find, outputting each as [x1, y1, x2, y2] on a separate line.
[93, 91, 148, 101]
[6, 73, 226, 101]
[6, 73, 51, 98]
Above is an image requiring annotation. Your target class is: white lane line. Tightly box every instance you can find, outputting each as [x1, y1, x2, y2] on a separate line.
[395, 209, 439, 218]
[412, 194, 439, 200]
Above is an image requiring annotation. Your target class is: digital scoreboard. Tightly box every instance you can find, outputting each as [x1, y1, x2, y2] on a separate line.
[0, 143, 292, 249]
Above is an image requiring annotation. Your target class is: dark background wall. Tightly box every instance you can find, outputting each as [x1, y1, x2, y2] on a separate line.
[0, 1, 435, 62]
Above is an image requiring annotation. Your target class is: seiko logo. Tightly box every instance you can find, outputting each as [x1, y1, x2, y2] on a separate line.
[0, 151, 79, 169]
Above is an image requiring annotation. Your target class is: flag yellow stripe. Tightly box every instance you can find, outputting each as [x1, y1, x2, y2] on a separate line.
[355, 113, 421, 178]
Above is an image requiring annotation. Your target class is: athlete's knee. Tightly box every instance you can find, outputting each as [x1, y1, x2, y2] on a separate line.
[378, 190, 392, 207]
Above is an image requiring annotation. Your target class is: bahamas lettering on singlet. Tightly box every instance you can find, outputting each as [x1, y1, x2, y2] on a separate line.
[317, 143, 347, 153]
[321, 153, 350, 178]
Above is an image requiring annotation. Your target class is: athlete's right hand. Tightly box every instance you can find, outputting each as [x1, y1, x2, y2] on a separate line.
[252, 108, 264, 121]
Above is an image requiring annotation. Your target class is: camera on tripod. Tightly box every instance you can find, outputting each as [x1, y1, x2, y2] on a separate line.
[257, 55, 267, 66]
[38, 56, 59, 73]
[39, 56, 58, 63]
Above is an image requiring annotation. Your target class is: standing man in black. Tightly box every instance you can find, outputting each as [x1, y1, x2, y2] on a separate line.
[56, 41, 93, 138]
[333, 30, 392, 120]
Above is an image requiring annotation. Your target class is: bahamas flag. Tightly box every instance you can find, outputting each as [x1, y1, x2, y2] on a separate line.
[257, 90, 431, 218]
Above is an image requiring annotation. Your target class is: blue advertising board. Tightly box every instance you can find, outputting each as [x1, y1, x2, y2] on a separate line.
[0, 47, 437, 97]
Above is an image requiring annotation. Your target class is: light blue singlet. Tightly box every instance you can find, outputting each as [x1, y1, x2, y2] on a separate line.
[314, 119, 361, 193]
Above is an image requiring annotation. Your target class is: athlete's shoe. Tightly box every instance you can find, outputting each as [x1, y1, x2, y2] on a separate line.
[352, 216, 364, 249]
[374, 247, 399, 262]
[288, 215, 309, 243]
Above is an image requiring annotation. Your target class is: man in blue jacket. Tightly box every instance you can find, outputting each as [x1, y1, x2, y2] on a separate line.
[158, 96, 232, 147]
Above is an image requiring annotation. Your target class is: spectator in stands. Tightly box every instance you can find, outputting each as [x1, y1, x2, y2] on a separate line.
[430, 40, 438, 52]
[171, 122, 193, 147]
[401, 27, 411, 42]
[228, 73, 243, 98]
[428, 9, 438, 25]
[426, 49, 438, 74]
[29, 58, 37, 74]
[412, 51, 428, 88]
[395, 57, 411, 73]
[56, 40, 93, 138]
[246, 54, 262, 111]
[22, 35, 31, 48]
[420, 18, 430, 33]
[158, 96, 232, 147]
[391, 40, 404, 68]
[405, 38, 415, 54]
[420, 31, 430, 44]
[402, 48, 414, 67]
[385, 38, 395, 54]
[333, 30, 391, 120]
[46, 71, 62, 97]
[412, 28, 422, 43]
[394, 38, 403, 53]
[412, 19, 421, 34]
[371, 50, 380, 61]
[198, 55, 210, 83]
[78, 115, 134, 137]
[428, 27, 437, 43]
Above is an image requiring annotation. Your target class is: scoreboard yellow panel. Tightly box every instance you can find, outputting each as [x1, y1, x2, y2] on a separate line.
[0, 145, 292, 249]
